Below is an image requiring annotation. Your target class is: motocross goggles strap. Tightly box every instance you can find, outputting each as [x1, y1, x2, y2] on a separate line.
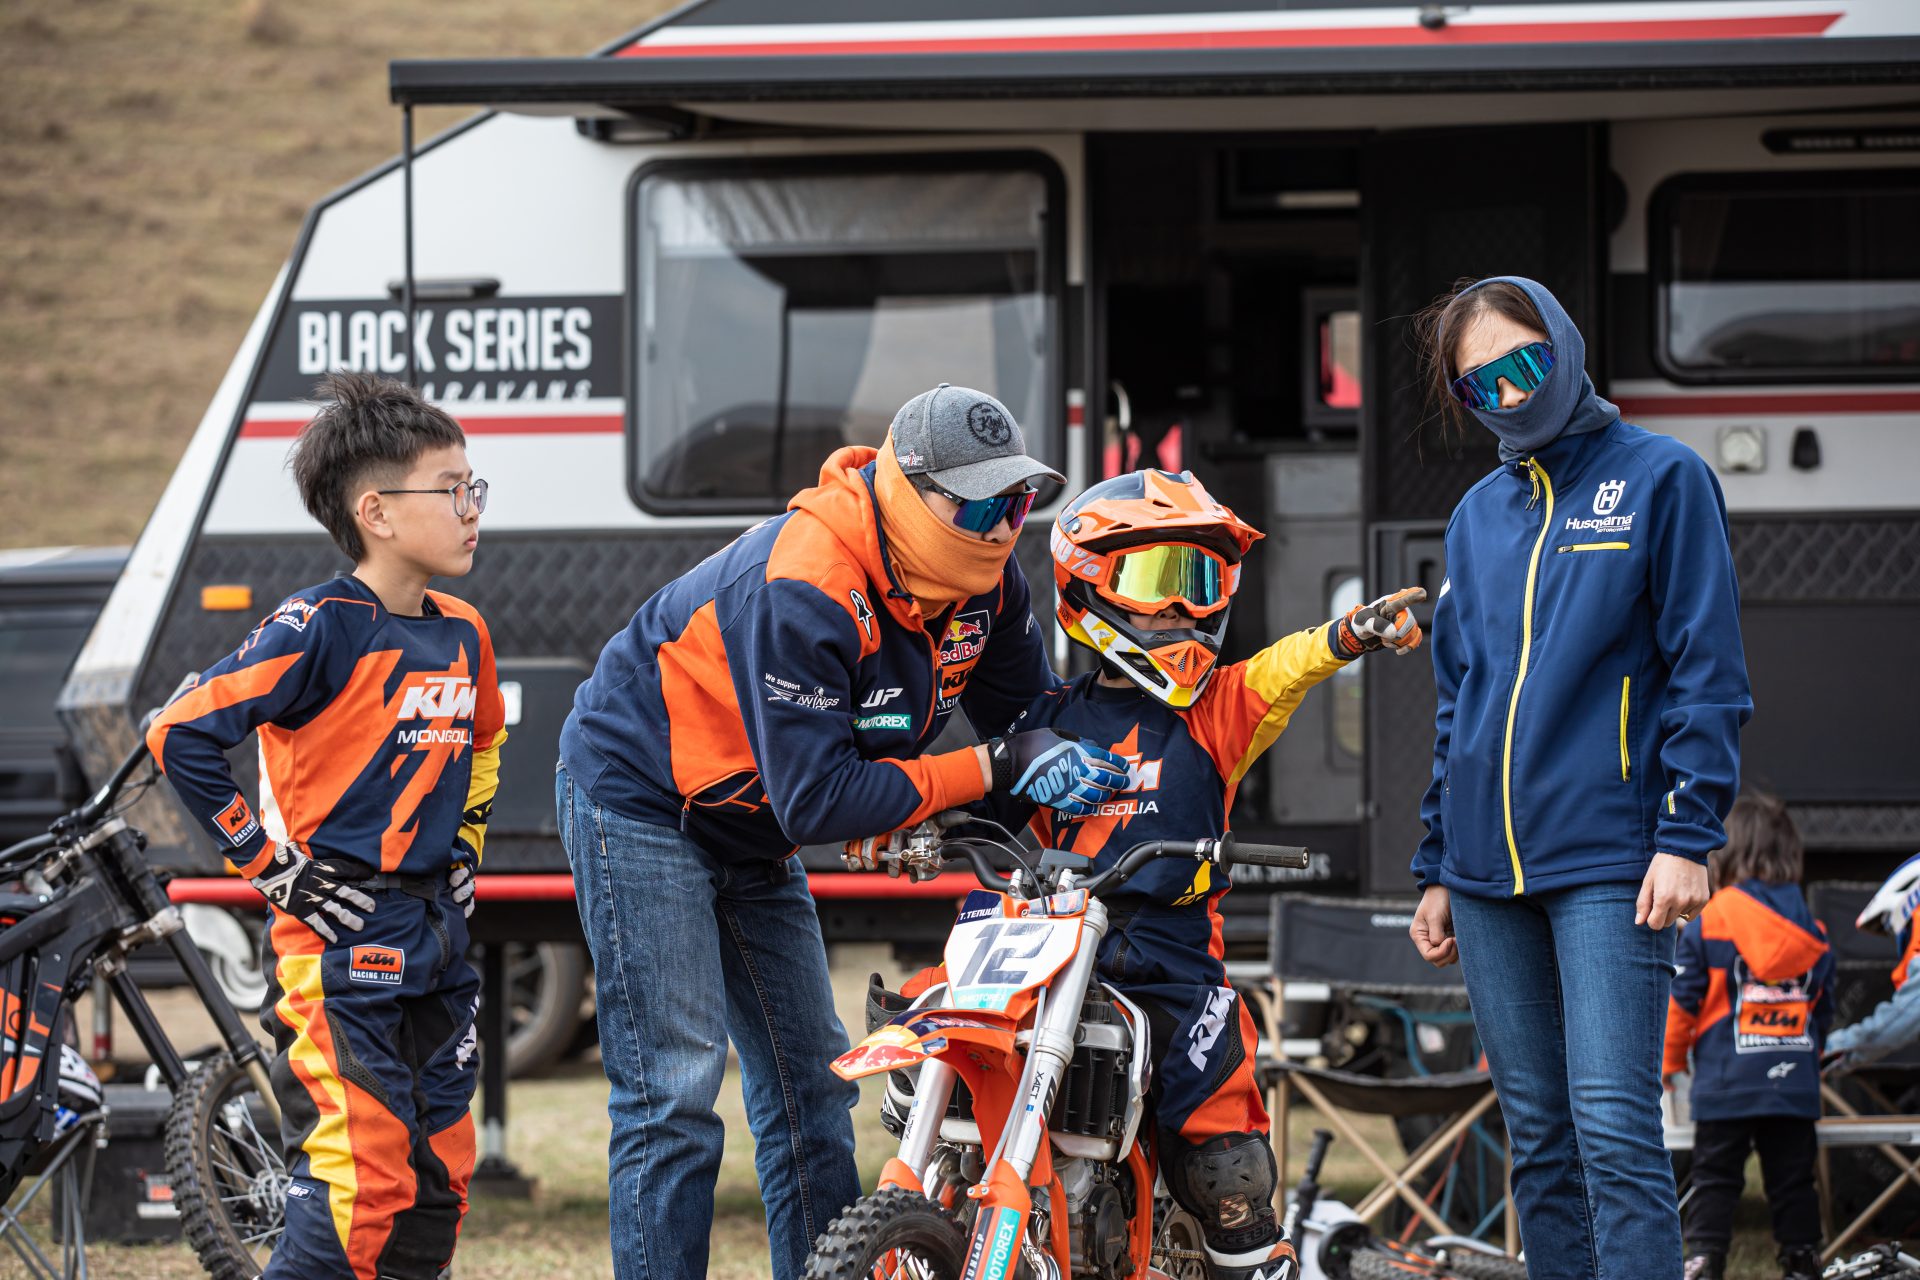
[1450, 340, 1555, 410]
[1100, 543, 1231, 617]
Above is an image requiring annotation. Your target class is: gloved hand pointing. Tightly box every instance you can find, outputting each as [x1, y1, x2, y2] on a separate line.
[1334, 587, 1427, 658]
[251, 843, 376, 944]
[988, 730, 1128, 818]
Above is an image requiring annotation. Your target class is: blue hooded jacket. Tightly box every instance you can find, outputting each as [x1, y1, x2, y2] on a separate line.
[1414, 277, 1753, 898]
[1665, 880, 1833, 1122]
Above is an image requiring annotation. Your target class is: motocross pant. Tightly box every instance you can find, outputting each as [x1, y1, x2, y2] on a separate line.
[259, 877, 480, 1280]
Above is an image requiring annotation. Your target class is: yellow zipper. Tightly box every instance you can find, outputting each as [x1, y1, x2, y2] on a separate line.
[1558, 541, 1631, 553]
[1501, 457, 1554, 896]
[1619, 676, 1631, 781]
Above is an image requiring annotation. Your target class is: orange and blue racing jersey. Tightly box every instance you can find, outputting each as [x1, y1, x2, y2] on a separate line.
[986, 623, 1350, 910]
[557, 446, 1055, 861]
[147, 575, 507, 880]
[1664, 879, 1833, 1121]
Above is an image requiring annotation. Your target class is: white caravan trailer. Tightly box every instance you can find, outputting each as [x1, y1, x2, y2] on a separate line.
[61, 0, 1920, 961]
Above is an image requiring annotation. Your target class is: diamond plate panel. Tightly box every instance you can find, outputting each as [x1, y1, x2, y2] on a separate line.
[1730, 517, 1920, 603]
[1792, 803, 1920, 851]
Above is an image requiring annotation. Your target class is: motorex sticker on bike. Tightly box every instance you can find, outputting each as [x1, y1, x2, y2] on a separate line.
[962, 1206, 1026, 1280]
[943, 914, 1081, 1012]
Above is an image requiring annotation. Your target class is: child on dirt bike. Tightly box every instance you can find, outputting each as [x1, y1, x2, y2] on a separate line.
[147, 372, 504, 1280]
[952, 468, 1420, 1279]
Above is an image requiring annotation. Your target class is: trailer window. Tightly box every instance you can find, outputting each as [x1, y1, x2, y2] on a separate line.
[1654, 171, 1920, 382]
[630, 158, 1062, 513]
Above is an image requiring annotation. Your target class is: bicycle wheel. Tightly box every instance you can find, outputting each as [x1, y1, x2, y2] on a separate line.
[805, 1186, 972, 1279]
[165, 1051, 286, 1280]
[1349, 1247, 1442, 1279]
[1440, 1249, 1529, 1280]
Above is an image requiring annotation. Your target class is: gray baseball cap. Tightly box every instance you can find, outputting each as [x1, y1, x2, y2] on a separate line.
[887, 384, 1065, 501]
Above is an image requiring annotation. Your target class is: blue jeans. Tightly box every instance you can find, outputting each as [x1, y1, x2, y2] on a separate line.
[1451, 881, 1682, 1280]
[556, 763, 862, 1280]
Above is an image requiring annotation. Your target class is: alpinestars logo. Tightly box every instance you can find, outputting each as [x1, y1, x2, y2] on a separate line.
[1186, 987, 1236, 1072]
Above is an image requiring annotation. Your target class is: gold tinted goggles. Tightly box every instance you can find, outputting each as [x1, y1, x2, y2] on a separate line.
[1098, 543, 1232, 618]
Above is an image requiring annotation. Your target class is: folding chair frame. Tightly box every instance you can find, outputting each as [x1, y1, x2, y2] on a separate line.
[0, 1110, 104, 1280]
[1251, 978, 1519, 1256]
[1819, 1080, 1920, 1262]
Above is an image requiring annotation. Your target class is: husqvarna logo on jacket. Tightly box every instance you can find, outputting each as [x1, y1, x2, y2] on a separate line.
[1593, 479, 1626, 515]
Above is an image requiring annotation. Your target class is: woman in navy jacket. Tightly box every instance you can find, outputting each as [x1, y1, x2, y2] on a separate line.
[1405, 277, 1752, 1279]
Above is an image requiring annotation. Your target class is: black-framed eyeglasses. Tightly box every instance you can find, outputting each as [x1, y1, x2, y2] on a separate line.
[377, 478, 489, 517]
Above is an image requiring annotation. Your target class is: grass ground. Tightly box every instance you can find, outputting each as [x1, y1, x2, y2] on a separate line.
[0, 0, 671, 550]
[16, 952, 1810, 1278]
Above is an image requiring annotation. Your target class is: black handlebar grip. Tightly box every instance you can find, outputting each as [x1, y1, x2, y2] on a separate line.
[1228, 842, 1311, 870]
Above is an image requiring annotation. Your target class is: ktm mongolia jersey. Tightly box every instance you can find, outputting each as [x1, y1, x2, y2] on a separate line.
[148, 575, 506, 880]
[995, 623, 1349, 906]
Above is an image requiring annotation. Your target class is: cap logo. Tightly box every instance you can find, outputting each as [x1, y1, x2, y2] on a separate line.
[897, 450, 924, 469]
[966, 402, 1012, 447]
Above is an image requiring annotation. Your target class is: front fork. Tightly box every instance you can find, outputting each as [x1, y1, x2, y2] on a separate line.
[899, 894, 1109, 1280]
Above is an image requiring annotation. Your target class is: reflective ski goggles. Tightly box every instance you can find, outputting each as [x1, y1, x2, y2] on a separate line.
[920, 479, 1039, 534]
[1098, 543, 1232, 617]
[1450, 341, 1555, 410]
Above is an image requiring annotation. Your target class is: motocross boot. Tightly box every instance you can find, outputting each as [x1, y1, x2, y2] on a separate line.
[1204, 1234, 1298, 1280]
[1778, 1245, 1821, 1280]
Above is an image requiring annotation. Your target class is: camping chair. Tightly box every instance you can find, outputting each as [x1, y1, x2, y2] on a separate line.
[1259, 894, 1517, 1254]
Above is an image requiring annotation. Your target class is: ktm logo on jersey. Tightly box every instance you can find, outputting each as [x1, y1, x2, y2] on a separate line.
[396, 675, 477, 721]
[1120, 754, 1163, 792]
[214, 793, 261, 848]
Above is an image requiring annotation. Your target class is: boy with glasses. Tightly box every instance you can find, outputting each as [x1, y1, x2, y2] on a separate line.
[148, 371, 504, 1280]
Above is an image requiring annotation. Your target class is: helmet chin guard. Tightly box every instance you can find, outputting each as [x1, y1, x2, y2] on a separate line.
[1051, 470, 1261, 709]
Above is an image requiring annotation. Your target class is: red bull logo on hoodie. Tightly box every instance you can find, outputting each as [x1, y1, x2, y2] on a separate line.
[940, 611, 990, 665]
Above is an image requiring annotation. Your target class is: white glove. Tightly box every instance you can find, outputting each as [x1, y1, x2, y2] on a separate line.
[449, 862, 476, 919]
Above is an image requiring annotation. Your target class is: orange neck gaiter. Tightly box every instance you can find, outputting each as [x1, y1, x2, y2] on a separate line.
[874, 443, 1016, 610]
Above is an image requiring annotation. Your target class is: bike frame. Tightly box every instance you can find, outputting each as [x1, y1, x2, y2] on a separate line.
[0, 746, 278, 1148]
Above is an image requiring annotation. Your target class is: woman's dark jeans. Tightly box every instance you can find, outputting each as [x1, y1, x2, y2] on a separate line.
[1452, 880, 1684, 1280]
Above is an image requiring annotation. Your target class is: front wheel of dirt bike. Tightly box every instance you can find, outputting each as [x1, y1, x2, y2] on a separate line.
[165, 1051, 287, 1280]
[805, 1186, 971, 1278]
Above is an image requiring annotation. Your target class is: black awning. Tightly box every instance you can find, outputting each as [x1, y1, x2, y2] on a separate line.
[391, 36, 1920, 109]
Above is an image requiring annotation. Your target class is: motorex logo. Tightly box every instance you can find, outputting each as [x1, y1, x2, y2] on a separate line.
[964, 1207, 1022, 1280]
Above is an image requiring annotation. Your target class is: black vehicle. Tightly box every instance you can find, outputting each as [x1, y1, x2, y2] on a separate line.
[0, 680, 285, 1278]
[0, 547, 125, 850]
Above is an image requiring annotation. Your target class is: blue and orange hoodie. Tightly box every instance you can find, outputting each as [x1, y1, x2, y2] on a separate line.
[558, 445, 1056, 860]
[1664, 880, 1834, 1122]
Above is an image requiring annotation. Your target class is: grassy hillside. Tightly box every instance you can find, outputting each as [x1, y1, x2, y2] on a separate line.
[0, 0, 673, 549]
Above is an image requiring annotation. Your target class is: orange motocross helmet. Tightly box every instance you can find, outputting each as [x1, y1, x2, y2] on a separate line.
[1050, 469, 1264, 708]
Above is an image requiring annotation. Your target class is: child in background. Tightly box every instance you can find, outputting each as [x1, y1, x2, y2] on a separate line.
[148, 372, 505, 1280]
[1664, 793, 1832, 1280]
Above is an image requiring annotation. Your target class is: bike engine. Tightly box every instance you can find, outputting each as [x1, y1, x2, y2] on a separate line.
[1060, 1158, 1132, 1278]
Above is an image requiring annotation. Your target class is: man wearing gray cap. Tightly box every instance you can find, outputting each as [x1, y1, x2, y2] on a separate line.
[556, 384, 1126, 1280]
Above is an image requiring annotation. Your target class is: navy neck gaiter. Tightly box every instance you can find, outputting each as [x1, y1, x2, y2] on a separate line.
[1446, 275, 1619, 459]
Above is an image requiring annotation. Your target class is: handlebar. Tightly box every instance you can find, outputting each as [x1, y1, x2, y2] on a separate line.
[923, 829, 1310, 898]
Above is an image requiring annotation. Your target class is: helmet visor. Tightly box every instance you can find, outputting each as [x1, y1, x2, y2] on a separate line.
[1101, 544, 1230, 617]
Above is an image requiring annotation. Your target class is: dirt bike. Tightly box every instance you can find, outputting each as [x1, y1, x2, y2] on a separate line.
[804, 812, 1310, 1280]
[0, 678, 287, 1280]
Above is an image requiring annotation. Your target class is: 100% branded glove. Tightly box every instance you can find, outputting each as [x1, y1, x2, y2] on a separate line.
[988, 729, 1128, 818]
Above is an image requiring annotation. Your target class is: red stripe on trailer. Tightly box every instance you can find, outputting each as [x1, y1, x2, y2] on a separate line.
[239, 414, 624, 439]
[622, 14, 1841, 59]
[167, 870, 973, 906]
[1616, 392, 1920, 418]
